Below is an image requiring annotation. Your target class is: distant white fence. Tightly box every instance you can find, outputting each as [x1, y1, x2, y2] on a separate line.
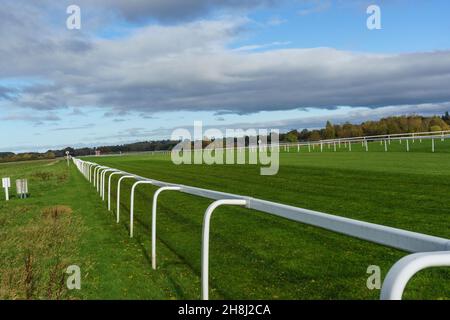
[278, 129, 450, 153]
[85, 129, 450, 158]
[73, 158, 450, 300]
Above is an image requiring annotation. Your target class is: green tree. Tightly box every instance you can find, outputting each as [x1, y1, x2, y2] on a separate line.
[309, 131, 321, 141]
[285, 130, 299, 142]
[324, 121, 336, 139]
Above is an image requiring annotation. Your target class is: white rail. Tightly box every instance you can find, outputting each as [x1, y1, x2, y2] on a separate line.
[152, 186, 181, 270]
[130, 181, 153, 238]
[380, 251, 450, 300]
[78, 129, 450, 159]
[201, 199, 248, 300]
[73, 158, 450, 300]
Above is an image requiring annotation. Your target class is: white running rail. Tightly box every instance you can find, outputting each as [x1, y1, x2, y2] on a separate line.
[79, 129, 450, 158]
[73, 158, 450, 300]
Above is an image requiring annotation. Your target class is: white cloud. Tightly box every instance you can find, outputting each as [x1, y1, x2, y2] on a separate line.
[298, 0, 331, 16]
[233, 41, 291, 52]
[1, 1, 450, 119]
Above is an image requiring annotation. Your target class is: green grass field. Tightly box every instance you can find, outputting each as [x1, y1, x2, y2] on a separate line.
[1, 141, 449, 299]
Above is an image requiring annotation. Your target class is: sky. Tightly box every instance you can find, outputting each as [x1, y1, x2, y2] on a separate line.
[1, 0, 450, 152]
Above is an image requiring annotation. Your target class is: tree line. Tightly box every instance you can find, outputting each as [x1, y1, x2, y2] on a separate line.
[280, 113, 450, 142]
[1, 113, 449, 163]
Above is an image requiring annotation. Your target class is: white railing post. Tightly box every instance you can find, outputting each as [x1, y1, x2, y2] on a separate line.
[380, 251, 450, 300]
[201, 199, 248, 300]
[95, 166, 105, 187]
[97, 167, 109, 194]
[94, 166, 107, 189]
[89, 164, 96, 183]
[151, 186, 181, 270]
[116, 175, 135, 223]
[98, 167, 111, 194]
[129, 181, 154, 238]
[101, 169, 117, 200]
[93, 166, 100, 187]
[108, 172, 124, 211]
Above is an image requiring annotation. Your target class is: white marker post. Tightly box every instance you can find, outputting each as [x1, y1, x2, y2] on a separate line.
[2, 177, 11, 201]
[66, 151, 70, 167]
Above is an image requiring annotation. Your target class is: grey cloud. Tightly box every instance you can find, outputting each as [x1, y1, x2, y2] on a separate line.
[150, 102, 450, 138]
[1, 2, 450, 118]
[50, 124, 95, 131]
[0, 86, 17, 99]
[1, 113, 61, 123]
[219, 102, 450, 131]
[79, 0, 277, 22]
[69, 108, 87, 116]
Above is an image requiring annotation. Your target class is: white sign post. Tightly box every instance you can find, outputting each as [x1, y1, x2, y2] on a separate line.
[2, 177, 11, 201]
[66, 151, 70, 167]
[16, 179, 29, 199]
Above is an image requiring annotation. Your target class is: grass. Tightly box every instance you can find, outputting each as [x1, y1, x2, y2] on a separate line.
[0, 142, 449, 300]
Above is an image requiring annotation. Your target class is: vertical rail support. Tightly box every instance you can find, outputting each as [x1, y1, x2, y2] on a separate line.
[101, 169, 117, 200]
[384, 140, 388, 152]
[406, 139, 410, 152]
[129, 181, 154, 238]
[83, 162, 87, 178]
[94, 166, 107, 188]
[380, 251, 450, 300]
[92, 166, 100, 187]
[365, 139, 369, 152]
[108, 172, 125, 211]
[151, 186, 181, 270]
[432, 138, 435, 153]
[89, 163, 97, 183]
[116, 175, 135, 223]
[95, 166, 105, 188]
[308, 143, 311, 153]
[97, 167, 110, 194]
[201, 199, 248, 300]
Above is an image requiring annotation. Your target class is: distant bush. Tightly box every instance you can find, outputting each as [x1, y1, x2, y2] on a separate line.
[32, 172, 53, 181]
[0, 152, 56, 164]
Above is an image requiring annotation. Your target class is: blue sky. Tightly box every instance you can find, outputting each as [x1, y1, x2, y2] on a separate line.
[1, 0, 450, 152]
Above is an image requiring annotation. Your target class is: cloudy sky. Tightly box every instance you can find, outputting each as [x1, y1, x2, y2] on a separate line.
[1, 0, 450, 152]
